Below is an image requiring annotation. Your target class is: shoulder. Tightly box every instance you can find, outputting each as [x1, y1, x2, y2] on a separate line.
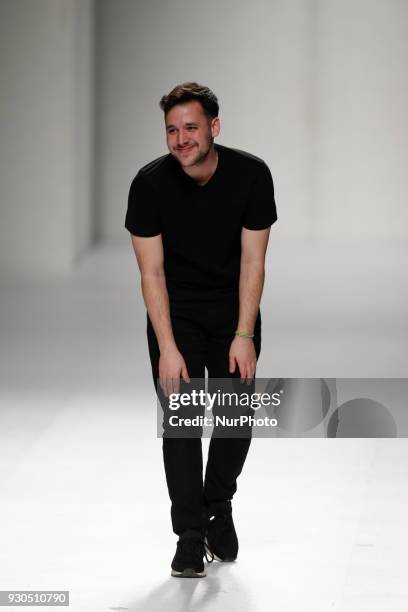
[217, 144, 271, 178]
[130, 152, 173, 189]
[139, 152, 171, 176]
[217, 143, 267, 166]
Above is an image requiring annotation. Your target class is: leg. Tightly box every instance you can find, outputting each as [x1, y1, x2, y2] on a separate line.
[203, 303, 261, 512]
[146, 313, 207, 535]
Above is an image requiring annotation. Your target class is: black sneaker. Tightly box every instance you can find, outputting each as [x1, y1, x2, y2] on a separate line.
[204, 502, 238, 562]
[171, 529, 214, 578]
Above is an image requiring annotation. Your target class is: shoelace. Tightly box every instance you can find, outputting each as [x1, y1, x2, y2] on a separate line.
[203, 538, 215, 563]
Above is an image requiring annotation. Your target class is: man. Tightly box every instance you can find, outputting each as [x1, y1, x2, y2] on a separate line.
[125, 82, 277, 578]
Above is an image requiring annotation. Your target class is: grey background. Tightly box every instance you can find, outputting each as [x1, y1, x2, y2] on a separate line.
[1, 0, 408, 278]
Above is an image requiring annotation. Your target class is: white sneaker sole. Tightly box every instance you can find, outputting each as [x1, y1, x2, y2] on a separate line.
[171, 568, 206, 578]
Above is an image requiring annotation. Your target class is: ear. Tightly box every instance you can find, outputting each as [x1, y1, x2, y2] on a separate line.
[211, 116, 221, 138]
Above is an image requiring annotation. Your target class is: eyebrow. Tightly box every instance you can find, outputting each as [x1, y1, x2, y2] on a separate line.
[166, 122, 199, 130]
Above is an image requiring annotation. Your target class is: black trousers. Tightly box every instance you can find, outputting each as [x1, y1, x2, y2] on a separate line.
[146, 292, 261, 535]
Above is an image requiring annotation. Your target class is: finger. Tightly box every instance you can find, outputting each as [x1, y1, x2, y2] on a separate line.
[166, 378, 173, 398]
[229, 355, 236, 373]
[181, 366, 190, 384]
[159, 377, 167, 397]
[246, 364, 255, 385]
[159, 375, 167, 397]
[170, 377, 178, 396]
[245, 364, 251, 383]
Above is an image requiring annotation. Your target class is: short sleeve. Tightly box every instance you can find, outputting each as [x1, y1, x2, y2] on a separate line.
[124, 171, 161, 237]
[242, 161, 278, 230]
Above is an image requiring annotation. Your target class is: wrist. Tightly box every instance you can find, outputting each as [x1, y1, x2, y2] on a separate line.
[235, 330, 254, 339]
[159, 339, 178, 353]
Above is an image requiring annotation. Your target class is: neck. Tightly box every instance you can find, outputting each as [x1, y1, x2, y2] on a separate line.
[183, 145, 218, 186]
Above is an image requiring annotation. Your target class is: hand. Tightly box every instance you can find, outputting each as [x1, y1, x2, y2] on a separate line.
[229, 336, 257, 384]
[159, 345, 190, 397]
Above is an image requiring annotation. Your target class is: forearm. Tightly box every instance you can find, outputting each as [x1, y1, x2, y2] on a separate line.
[237, 261, 265, 334]
[140, 272, 176, 352]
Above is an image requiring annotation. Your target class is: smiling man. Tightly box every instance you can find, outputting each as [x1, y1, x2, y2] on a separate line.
[125, 82, 277, 578]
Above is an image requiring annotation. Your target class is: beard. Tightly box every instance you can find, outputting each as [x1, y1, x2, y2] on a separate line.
[178, 137, 214, 168]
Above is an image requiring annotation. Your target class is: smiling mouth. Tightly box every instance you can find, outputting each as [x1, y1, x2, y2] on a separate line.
[178, 145, 194, 152]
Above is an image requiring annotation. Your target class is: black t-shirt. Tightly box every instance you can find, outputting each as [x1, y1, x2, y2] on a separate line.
[124, 142, 277, 301]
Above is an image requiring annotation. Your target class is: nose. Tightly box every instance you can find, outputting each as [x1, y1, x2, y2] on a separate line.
[176, 130, 190, 147]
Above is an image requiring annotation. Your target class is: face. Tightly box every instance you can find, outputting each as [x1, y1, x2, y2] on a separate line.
[165, 100, 220, 168]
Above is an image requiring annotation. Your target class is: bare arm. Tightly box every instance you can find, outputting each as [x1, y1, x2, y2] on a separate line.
[238, 227, 270, 333]
[130, 234, 190, 395]
[229, 227, 271, 381]
[130, 233, 174, 350]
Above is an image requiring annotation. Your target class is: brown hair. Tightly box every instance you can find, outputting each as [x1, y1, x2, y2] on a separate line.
[159, 82, 219, 120]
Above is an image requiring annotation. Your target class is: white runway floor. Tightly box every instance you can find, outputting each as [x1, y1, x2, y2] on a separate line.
[1, 240, 407, 611]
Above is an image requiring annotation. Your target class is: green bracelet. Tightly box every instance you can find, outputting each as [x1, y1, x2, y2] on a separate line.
[235, 330, 254, 339]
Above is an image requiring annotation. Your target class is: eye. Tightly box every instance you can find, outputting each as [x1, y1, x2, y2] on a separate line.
[187, 127, 196, 130]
